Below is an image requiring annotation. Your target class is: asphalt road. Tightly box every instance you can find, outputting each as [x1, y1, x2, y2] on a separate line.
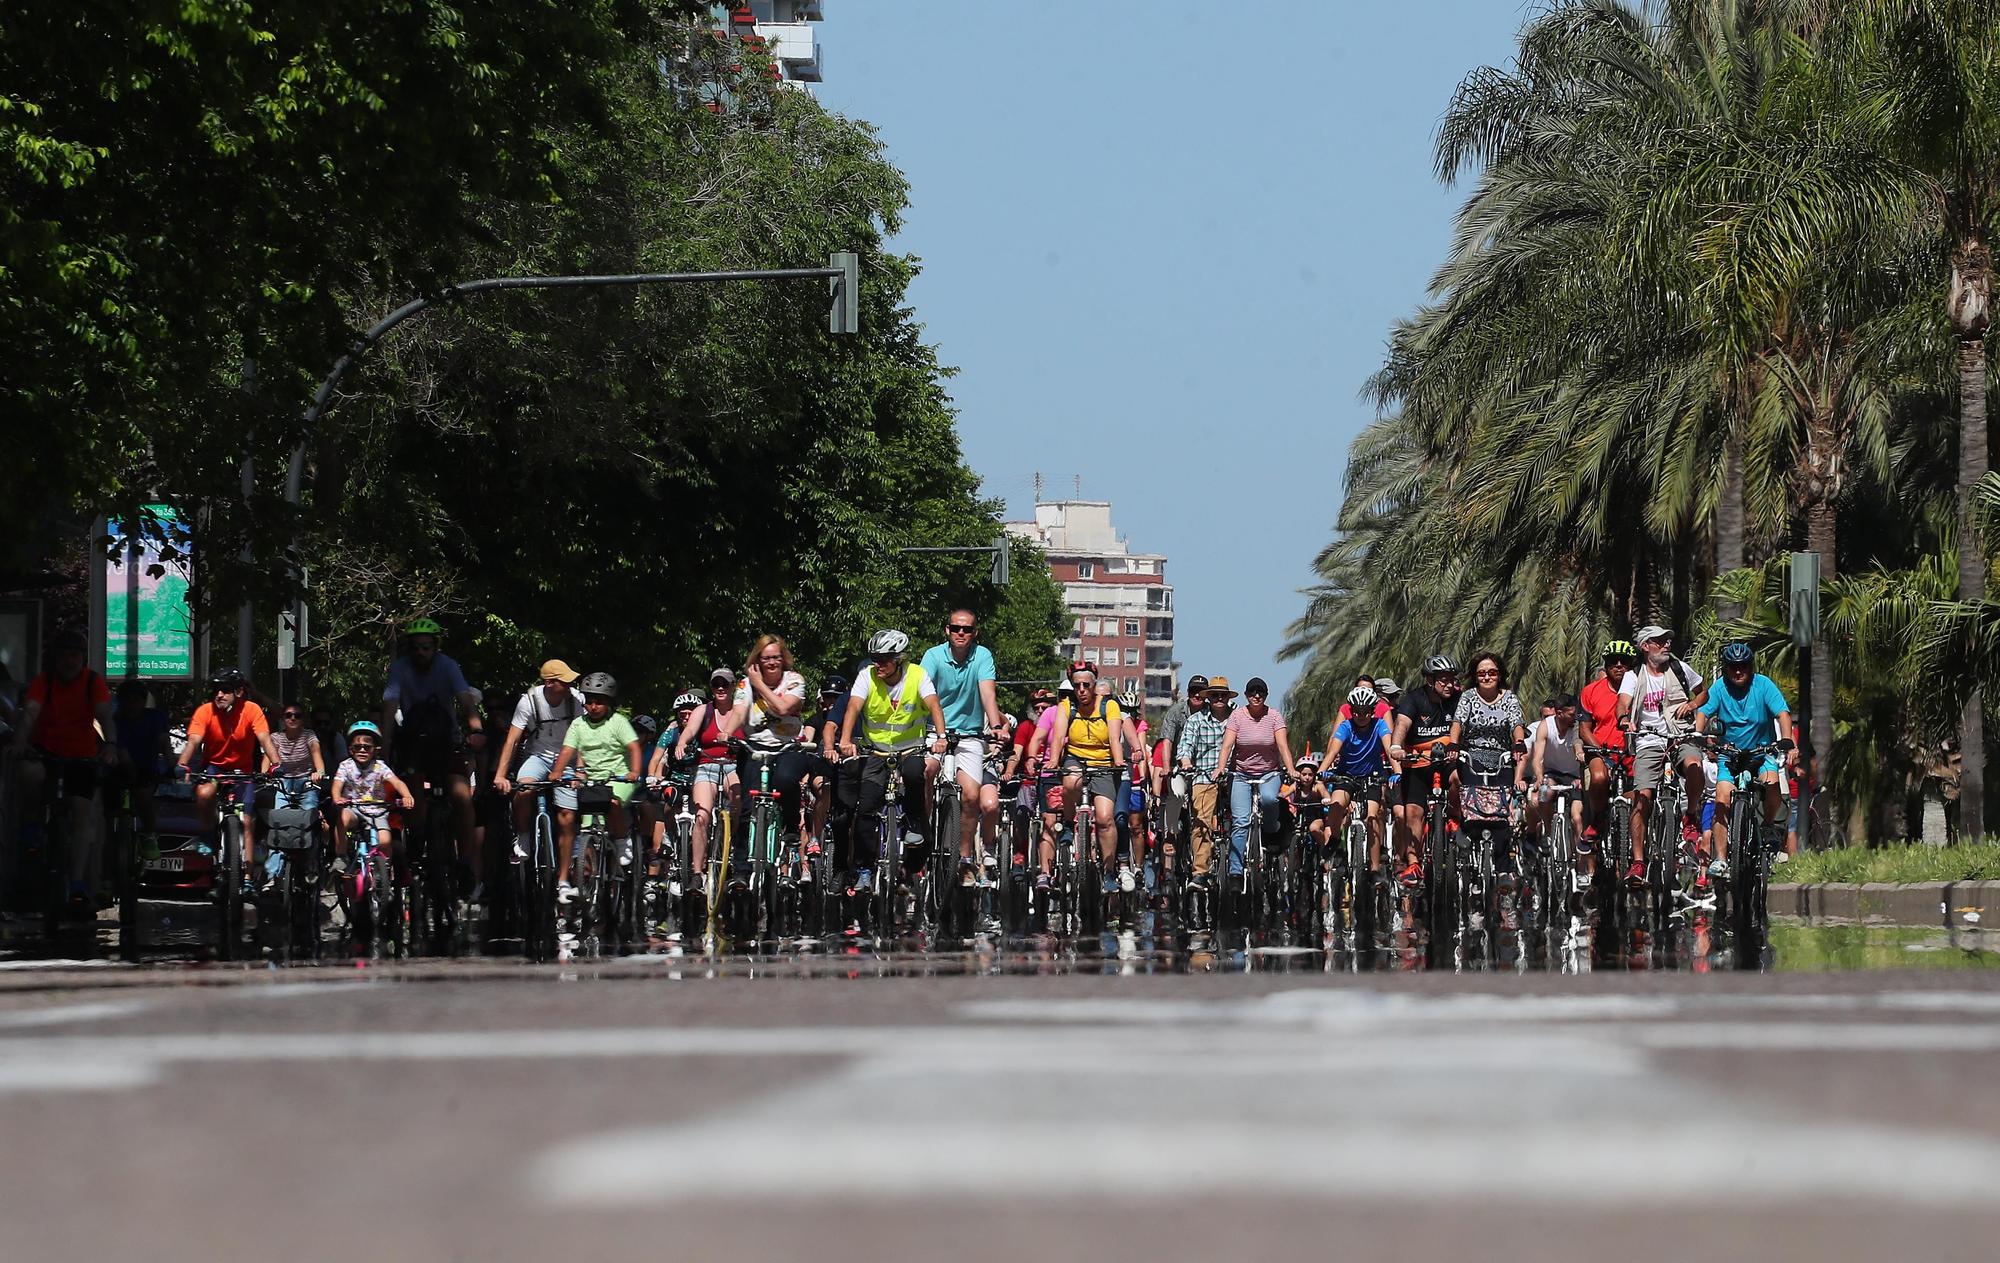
[2, 963, 1998, 1262]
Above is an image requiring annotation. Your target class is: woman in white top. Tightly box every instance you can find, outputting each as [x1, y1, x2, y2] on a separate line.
[722, 633, 812, 831]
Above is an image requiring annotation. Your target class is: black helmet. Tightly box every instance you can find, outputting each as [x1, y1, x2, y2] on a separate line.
[209, 667, 247, 693]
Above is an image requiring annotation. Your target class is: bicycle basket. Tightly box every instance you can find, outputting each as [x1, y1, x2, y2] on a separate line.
[266, 808, 318, 852]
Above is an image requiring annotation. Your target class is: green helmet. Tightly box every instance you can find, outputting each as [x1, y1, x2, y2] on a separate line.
[404, 617, 444, 637]
[1601, 639, 1636, 662]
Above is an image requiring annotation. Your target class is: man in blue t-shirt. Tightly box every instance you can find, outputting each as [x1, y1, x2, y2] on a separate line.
[1695, 641, 1795, 876]
[918, 608, 1004, 884]
[1326, 685, 1393, 874]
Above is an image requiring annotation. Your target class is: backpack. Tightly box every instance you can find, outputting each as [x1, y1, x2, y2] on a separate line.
[1666, 656, 1698, 699]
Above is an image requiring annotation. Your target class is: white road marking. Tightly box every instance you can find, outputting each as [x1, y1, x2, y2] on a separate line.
[0, 1000, 151, 1030]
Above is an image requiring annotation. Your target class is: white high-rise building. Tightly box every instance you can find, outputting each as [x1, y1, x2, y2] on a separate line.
[725, 2, 823, 86]
[1007, 499, 1179, 716]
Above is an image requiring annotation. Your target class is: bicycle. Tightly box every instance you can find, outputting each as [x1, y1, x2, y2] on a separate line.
[1714, 737, 1795, 943]
[508, 780, 564, 962]
[565, 775, 638, 955]
[1582, 744, 1637, 933]
[183, 769, 262, 961]
[21, 755, 104, 940]
[261, 778, 327, 963]
[1324, 773, 1389, 941]
[335, 794, 402, 960]
[398, 754, 461, 953]
[732, 739, 810, 941]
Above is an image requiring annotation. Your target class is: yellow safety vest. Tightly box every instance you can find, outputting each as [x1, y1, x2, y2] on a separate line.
[861, 664, 931, 750]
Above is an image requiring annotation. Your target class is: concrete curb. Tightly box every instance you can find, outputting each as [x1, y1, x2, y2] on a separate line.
[1771, 881, 1998, 930]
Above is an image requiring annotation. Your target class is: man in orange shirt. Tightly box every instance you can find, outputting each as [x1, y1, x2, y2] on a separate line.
[11, 630, 115, 911]
[176, 668, 282, 877]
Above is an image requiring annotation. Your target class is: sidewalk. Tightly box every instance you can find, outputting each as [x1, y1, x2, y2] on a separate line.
[1773, 880, 1997, 929]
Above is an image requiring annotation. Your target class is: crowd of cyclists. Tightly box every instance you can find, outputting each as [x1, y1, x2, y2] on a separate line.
[2, 612, 1803, 944]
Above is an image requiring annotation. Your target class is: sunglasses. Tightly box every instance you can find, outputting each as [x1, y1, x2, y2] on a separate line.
[947, 624, 976, 634]
[871, 655, 899, 666]
[349, 741, 376, 751]
[282, 710, 303, 719]
[1475, 669, 1499, 679]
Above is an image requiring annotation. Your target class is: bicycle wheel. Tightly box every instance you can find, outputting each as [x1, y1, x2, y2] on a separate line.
[217, 813, 245, 961]
[115, 807, 141, 963]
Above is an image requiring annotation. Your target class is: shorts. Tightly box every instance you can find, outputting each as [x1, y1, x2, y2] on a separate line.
[1397, 764, 1448, 807]
[1700, 801, 1716, 832]
[1122, 778, 1145, 814]
[1633, 740, 1701, 792]
[694, 760, 735, 789]
[950, 736, 988, 785]
[516, 752, 577, 811]
[1060, 757, 1118, 804]
[1716, 755, 1782, 789]
[33, 754, 100, 801]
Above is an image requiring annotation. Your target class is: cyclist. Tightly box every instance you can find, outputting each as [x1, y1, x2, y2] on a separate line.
[919, 609, 1004, 886]
[1035, 661, 1130, 895]
[1325, 684, 1392, 874]
[725, 635, 812, 884]
[1527, 691, 1586, 849]
[672, 669, 743, 891]
[547, 672, 642, 902]
[1388, 656, 1459, 889]
[493, 659, 582, 875]
[1337, 674, 1393, 727]
[1175, 677, 1232, 891]
[836, 630, 948, 895]
[11, 630, 115, 911]
[1578, 639, 1634, 872]
[1001, 688, 1056, 875]
[379, 618, 488, 897]
[265, 701, 327, 884]
[1155, 675, 1208, 852]
[1117, 687, 1151, 891]
[1615, 624, 1709, 888]
[1694, 641, 1795, 876]
[1290, 749, 1331, 851]
[643, 690, 701, 884]
[331, 721, 414, 866]
[1213, 676, 1298, 885]
[175, 669, 284, 885]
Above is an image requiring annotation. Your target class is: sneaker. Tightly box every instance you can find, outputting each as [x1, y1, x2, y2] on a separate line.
[511, 837, 527, 861]
[1772, 851, 1791, 866]
[1577, 826, 1599, 856]
[667, 879, 684, 899]
[1693, 868, 1711, 892]
[1035, 871, 1053, 891]
[1100, 872, 1119, 895]
[1009, 860, 1028, 880]
[557, 881, 579, 905]
[1623, 860, 1647, 889]
[1681, 820, 1701, 846]
[1707, 857, 1731, 879]
[959, 859, 977, 887]
[1397, 862, 1423, 889]
[853, 868, 874, 895]
[805, 839, 822, 857]
[1118, 864, 1136, 893]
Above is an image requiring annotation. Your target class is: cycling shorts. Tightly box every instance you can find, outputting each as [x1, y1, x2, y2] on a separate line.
[1716, 755, 1782, 789]
[1396, 764, 1449, 807]
[516, 751, 578, 811]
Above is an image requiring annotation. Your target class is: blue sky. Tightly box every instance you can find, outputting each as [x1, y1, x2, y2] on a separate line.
[818, 2, 1530, 711]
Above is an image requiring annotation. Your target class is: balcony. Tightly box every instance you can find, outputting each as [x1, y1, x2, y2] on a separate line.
[755, 20, 821, 82]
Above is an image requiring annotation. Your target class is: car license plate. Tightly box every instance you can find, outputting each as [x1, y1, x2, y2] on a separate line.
[145, 856, 185, 872]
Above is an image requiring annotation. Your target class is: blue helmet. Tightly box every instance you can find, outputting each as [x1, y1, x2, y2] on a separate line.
[346, 720, 382, 740]
[1720, 641, 1755, 665]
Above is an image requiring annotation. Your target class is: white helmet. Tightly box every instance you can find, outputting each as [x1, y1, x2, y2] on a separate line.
[1423, 655, 1458, 678]
[866, 628, 910, 657]
[1347, 686, 1379, 710]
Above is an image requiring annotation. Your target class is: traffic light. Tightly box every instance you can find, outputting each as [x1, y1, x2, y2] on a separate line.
[991, 534, 1011, 588]
[828, 250, 858, 334]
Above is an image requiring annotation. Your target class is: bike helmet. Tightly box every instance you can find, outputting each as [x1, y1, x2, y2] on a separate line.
[346, 720, 381, 740]
[1720, 641, 1755, 665]
[403, 617, 444, 637]
[1346, 686, 1379, 710]
[209, 667, 247, 692]
[1601, 639, 1636, 661]
[866, 628, 910, 657]
[578, 671, 617, 698]
[672, 690, 702, 710]
[1422, 655, 1458, 678]
[633, 714, 658, 733]
[1295, 750, 1322, 769]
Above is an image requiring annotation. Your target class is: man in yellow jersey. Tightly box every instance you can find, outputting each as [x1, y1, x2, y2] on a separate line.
[1036, 662, 1128, 896]
[836, 629, 948, 896]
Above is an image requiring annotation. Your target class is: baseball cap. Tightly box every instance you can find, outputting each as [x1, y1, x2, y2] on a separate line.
[540, 659, 579, 684]
[709, 667, 736, 685]
[1187, 674, 1209, 695]
[1635, 625, 1672, 644]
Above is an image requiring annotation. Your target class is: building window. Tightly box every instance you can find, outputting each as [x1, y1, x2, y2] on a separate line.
[1124, 647, 1139, 666]
[1077, 561, 1094, 579]
[1083, 648, 1099, 666]
[1124, 619, 1140, 637]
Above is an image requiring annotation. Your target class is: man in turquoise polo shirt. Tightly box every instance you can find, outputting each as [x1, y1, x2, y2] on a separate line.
[920, 608, 1004, 886]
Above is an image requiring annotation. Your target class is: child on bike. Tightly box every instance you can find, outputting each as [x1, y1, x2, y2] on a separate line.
[549, 672, 643, 902]
[1289, 750, 1332, 851]
[332, 720, 414, 867]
